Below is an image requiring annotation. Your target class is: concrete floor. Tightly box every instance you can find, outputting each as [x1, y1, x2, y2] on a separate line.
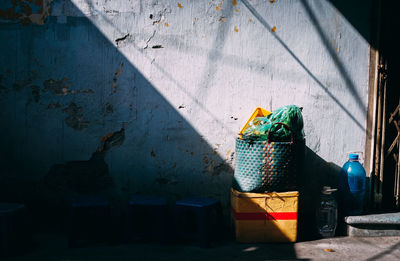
[3, 234, 400, 261]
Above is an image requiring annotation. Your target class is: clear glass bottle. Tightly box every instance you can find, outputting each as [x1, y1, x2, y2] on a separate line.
[316, 186, 338, 238]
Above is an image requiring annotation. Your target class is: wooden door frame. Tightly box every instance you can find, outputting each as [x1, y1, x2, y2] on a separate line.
[364, 0, 383, 209]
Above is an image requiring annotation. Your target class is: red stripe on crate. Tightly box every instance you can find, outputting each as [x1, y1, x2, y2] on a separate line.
[231, 208, 297, 220]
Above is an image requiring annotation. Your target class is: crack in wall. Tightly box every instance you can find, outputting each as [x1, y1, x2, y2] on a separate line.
[143, 30, 156, 49]
[115, 33, 130, 46]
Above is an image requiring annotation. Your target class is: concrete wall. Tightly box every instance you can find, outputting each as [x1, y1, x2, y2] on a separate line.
[0, 0, 371, 222]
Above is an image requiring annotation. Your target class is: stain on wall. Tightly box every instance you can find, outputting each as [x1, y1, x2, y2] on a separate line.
[44, 127, 124, 193]
[105, 102, 114, 115]
[43, 78, 71, 95]
[31, 85, 41, 102]
[32, 127, 125, 230]
[13, 78, 33, 91]
[62, 102, 90, 130]
[44, 150, 111, 194]
[0, 0, 53, 25]
[112, 63, 123, 94]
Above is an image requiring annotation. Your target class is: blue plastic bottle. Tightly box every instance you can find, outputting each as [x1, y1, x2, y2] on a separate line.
[339, 154, 366, 215]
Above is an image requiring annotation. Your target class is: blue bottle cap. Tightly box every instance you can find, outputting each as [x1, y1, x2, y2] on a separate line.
[349, 153, 359, 160]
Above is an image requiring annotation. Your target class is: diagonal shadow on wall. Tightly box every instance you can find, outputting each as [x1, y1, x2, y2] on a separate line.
[0, 0, 234, 232]
[327, 0, 377, 48]
[240, 0, 366, 132]
[300, 0, 367, 123]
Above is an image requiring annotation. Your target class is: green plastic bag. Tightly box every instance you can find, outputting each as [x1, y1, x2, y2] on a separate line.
[242, 105, 304, 142]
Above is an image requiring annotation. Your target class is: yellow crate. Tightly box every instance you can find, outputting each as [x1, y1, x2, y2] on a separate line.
[238, 107, 272, 138]
[231, 188, 299, 242]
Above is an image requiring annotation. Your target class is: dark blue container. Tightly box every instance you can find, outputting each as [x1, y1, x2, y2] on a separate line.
[339, 154, 366, 215]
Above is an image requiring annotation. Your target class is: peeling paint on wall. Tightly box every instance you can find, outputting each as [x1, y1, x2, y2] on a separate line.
[0, 0, 53, 25]
[112, 63, 123, 94]
[44, 127, 125, 195]
[44, 151, 112, 194]
[13, 78, 32, 91]
[43, 78, 71, 95]
[105, 102, 114, 115]
[212, 162, 232, 176]
[77, 89, 94, 94]
[6, 76, 92, 100]
[99, 127, 125, 152]
[62, 102, 90, 130]
[31, 85, 40, 102]
[47, 102, 61, 109]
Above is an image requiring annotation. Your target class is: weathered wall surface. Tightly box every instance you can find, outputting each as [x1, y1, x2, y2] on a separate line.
[0, 0, 371, 221]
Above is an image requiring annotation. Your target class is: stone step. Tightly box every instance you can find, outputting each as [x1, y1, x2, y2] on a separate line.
[345, 212, 400, 237]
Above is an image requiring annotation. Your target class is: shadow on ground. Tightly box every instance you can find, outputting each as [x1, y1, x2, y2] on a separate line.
[7, 233, 309, 261]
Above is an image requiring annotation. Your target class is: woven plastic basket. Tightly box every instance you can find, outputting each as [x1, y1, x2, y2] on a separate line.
[234, 123, 302, 192]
